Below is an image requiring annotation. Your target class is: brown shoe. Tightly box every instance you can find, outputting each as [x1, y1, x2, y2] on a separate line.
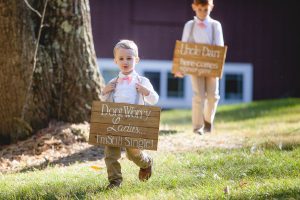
[106, 180, 122, 190]
[204, 121, 212, 133]
[139, 160, 153, 181]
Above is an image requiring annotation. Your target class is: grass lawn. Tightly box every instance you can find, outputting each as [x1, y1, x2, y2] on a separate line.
[0, 98, 300, 200]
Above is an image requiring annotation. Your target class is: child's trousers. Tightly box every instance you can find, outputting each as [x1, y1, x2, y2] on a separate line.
[190, 75, 220, 130]
[104, 146, 152, 182]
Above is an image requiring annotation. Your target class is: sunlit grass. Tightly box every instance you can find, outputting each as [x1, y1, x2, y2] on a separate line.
[1, 98, 300, 199]
[1, 148, 299, 199]
[161, 98, 300, 148]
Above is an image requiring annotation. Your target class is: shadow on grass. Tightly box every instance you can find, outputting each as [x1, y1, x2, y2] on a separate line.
[159, 129, 180, 135]
[269, 190, 300, 199]
[257, 137, 300, 151]
[234, 188, 300, 199]
[20, 146, 105, 173]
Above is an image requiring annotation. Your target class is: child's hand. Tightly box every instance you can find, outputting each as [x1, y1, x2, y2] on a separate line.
[102, 80, 117, 95]
[174, 71, 184, 78]
[136, 83, 150, 96]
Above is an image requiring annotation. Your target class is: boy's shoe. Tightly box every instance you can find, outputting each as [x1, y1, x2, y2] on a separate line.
[193, 128, 204, 135]
[139, 159, 153, 181]
[204, 121, 212, 133]
[106, 180, 122, 190]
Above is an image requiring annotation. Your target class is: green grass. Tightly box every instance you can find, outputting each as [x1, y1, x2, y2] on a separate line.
[1, 148, 299, 199]
[161, 98, 300, 148]
[1, 98, 300, 199]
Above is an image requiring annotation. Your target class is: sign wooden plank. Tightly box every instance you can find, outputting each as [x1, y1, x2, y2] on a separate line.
[89, 101, 161, 150]
[172, 40, 228, 78]
[90, 123, 158, 139]
[89, 134, 158, 150]
[90, 112, 160, 128]
[92, 101, 161, 114]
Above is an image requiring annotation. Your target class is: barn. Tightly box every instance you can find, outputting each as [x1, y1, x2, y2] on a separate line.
[89, 0, 300, 108]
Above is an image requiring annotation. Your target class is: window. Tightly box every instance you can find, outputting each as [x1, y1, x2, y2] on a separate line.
[167, 72, 184, 98]
[102, 69, 119, 83]
[225, 74, 243, 100]
[144, 71, 161, 95]
[98, 58, 253, 108]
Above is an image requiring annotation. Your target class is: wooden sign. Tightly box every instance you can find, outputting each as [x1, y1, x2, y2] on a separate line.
[172, 40, 227, 78]
[89, 101, 161, 150]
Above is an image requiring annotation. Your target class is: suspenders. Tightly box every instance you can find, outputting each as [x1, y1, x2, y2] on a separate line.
[188, 19, 216, 45]
[111, 75, 146, 105]
[136, 76, 146, 105]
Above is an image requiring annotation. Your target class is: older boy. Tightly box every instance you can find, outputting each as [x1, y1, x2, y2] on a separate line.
[176, 0, 224, 135]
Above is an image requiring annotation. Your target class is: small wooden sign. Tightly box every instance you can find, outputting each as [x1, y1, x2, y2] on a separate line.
[172, 40, 227, 78]
[89, 101, 161, 150]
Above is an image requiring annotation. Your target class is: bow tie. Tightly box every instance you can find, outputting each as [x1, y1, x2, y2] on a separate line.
[198, 22, 206, 29]
[118, 76, 132, 84]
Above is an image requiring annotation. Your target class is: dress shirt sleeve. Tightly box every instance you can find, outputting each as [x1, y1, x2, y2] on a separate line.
[181, 20, 193, 42]
[214, 21, 224, 46]
[100, 78, 116, 101]
[100, 92, 110, 102]
[140, 77, 159, 105]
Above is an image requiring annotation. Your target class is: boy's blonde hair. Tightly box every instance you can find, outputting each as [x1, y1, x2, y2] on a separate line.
[113, 39, 139, 57]
[193, 0, 214, 6]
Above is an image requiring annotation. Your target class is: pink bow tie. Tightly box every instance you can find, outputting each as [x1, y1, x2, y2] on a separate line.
[198, 22, 206, 29]
[118, 76, 132, 84]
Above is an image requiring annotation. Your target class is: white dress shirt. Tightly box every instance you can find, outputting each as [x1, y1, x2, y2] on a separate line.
[101, 70, 159, 105]
[182, 16, 224, 46]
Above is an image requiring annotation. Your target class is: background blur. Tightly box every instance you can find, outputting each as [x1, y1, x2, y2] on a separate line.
[89, 0, 300, 108]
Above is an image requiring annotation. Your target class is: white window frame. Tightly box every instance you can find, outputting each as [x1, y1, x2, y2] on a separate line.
[97, 58, 253, 108]
[219, 63, 253, 104]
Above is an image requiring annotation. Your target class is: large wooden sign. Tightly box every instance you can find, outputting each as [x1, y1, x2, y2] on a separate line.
[89, 101, 161, 150]
[172, 40, 227, 78]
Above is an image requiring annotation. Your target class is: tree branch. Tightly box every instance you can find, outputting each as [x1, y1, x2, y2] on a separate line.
[23, 0, 42, 18]
[21, 0, 49, 122]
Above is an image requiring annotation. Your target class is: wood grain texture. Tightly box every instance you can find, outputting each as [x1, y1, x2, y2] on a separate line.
[172, 40, 227, 78]
[89, 101, 161, 150]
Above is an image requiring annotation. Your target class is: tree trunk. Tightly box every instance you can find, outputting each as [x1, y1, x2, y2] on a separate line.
[0, 0, 104, 144]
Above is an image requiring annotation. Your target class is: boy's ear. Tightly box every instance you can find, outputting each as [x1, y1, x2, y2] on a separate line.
[114, 58, 117, 64]
[135, 57, 140, 64]
[191, 3, 197, 11]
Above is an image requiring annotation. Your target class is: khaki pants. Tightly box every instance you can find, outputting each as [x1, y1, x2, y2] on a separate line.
[104, 146, 152, 182]
[191, 75, 220, 130]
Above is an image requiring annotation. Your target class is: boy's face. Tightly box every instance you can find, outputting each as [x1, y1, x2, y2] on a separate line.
[114, 48, 139, 75]
[192, 3, 213, 20]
